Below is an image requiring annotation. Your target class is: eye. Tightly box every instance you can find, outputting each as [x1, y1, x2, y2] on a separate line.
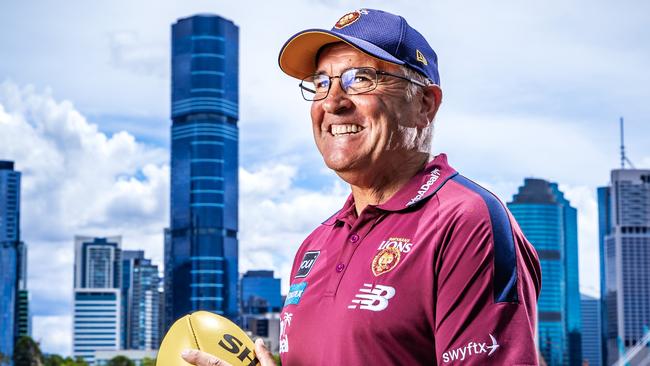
[311, 75, 329, 90]
[353, 74, 372, 84]
[344, 68, 375, 90]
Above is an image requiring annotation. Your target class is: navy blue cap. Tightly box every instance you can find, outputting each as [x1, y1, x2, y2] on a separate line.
[278, 9, 439, 85]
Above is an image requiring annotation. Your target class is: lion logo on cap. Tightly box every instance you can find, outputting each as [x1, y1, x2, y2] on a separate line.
[334, 10, 361, 29]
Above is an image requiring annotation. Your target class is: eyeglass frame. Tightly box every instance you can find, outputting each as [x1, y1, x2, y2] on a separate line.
[298, 66, 429, 101]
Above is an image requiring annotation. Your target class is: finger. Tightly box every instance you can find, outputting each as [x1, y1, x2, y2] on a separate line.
[181, 349, 233, 366]
[254, 339, 276, 365]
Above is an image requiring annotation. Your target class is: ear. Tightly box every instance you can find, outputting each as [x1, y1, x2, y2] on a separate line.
[416, 84, 442, 128]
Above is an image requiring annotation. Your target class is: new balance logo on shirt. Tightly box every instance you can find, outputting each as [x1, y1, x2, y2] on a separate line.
[347, 283, 395, 311]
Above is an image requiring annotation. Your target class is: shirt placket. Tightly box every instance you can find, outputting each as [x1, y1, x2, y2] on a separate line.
[325, 208, 383, 296]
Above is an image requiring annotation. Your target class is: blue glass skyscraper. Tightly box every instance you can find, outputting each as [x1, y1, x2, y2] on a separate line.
[0, 160, 20, 360]
[508, 178, 582, 366]
[581, 294, 602, 366]
[165, 14, 239, 327]
[122, 250, 162, 350]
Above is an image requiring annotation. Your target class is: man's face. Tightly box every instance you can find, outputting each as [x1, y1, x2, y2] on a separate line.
[310, 43, 429, 183]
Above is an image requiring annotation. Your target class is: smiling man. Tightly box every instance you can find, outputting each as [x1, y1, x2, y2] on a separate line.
[183, 8, 541, 366]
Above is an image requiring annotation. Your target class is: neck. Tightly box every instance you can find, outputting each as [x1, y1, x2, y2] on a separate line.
[346, 153, 430, 215]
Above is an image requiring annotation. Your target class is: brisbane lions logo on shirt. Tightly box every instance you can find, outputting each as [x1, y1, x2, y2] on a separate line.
[372, 237, 414, 276]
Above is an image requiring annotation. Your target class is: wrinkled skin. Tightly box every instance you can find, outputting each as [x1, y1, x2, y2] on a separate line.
[311, 43, 442, 213]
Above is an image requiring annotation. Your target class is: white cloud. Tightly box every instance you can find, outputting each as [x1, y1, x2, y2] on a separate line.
[33, 315, 71, 357]
[108, 31, 167, 78]
[239, 164, 348, 293]
[0, 81, 169, 355]
[0, 80, 350, 355]
[561, 184, 600, 298]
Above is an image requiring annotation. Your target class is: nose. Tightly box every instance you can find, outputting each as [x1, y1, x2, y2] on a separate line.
[321, 79, 352, 114]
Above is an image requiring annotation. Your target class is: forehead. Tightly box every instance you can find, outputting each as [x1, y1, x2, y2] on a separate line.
[315, 43, 400, 73]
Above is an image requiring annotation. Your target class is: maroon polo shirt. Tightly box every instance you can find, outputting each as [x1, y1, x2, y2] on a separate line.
[279, 154, 541, 365]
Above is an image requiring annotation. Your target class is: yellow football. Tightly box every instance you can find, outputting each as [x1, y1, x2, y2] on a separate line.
[157, 311, 260, 366]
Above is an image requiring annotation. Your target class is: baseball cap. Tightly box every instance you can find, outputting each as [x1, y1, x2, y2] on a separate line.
[278, 8, 440, 85]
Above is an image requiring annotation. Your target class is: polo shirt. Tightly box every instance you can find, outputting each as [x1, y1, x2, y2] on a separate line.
[279, 153, 541, 365]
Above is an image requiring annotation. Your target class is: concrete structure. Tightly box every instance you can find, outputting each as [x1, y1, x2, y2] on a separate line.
[73, 236, 122, 364]
[599, 169, 650, 365]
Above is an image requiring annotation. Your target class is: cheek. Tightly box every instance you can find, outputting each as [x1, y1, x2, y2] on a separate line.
[310, 103, 323, 128]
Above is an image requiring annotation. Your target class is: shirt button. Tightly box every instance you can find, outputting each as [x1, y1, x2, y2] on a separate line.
[349, 234, 359, 243]
[336, 263, 345, 272]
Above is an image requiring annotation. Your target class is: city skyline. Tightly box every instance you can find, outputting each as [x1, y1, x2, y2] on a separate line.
[1, 0, 649, 357]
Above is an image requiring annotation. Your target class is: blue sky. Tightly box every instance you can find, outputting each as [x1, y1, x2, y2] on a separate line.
[1, 0, 649, 356]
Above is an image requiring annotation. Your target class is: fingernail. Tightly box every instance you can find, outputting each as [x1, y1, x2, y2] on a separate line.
[255, 338, 266, 347]
[181, 349, 191, 358]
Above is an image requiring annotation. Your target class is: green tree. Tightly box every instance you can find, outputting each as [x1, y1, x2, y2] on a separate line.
[41, 354, 86, 366]
[13, 336, 43, 366]
[140, 357, 155, 366]
[106, 356, 135, 366]
[71, 357, 88, 366]
[43, 354, 64, 366]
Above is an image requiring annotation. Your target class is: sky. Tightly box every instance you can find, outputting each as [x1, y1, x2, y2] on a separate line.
[1, 0, 649, 357]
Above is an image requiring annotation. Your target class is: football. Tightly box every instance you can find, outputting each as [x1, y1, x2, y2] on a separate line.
[157, 311, 260, 366]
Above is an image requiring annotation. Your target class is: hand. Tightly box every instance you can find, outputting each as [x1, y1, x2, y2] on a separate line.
[181, 338, 277, 366]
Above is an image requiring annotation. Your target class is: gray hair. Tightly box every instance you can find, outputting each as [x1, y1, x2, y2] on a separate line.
[400, 66, 436, 153]
[401, 66, 434, 103]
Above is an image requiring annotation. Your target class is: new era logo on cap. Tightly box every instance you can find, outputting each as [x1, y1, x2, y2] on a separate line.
[416, 50, 428, 65]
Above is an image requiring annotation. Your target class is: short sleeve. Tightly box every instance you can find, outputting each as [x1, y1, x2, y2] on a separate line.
[433, 191, 540, 365]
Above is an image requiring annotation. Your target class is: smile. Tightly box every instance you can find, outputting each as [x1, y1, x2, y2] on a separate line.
[330, 123, 365, 136]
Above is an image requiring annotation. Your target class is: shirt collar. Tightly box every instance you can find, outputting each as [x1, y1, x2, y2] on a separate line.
[322, 154, 457, 225]
[376, 153, 457, 212]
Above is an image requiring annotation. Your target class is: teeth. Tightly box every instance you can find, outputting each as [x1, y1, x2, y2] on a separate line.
[331, 124, 363, 136]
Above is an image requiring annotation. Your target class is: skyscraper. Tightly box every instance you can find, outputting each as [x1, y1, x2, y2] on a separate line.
[0, 160, 20, 360]
[122, 250, 162, 350]
[599, 169, 650, 365]
[73, 236, 122, 364]
[15, 240, 30, 338]
[581, 294, 603, 366]
[165, 14, 240, 327]
[508, 178, 582, 366]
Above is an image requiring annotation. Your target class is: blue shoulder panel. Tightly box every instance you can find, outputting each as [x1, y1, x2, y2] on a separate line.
[452, 175, 519, 303]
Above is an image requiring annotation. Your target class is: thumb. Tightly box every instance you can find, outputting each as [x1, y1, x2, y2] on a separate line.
[254, 338, 276, 365]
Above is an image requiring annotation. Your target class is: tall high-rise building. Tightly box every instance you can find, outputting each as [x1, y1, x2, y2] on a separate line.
[508, 178, 582, 366]
[0, 160, 21, 360]
[122, 250, 162, 350]
[15, 240, 30, 338]
[599, 169, 650, 365]
[73, 236, 122, 364]
[581, 294, 602, 366]
[165, 14, 240, 327]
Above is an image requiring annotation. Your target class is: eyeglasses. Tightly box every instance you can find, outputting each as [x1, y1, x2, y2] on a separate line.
[299, 67, 427, 101]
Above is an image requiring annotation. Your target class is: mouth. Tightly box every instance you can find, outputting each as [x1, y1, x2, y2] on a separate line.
[329, 123, 365, 137]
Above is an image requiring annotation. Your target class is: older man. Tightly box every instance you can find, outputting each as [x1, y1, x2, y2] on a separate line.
[183, 8, 541, 366]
